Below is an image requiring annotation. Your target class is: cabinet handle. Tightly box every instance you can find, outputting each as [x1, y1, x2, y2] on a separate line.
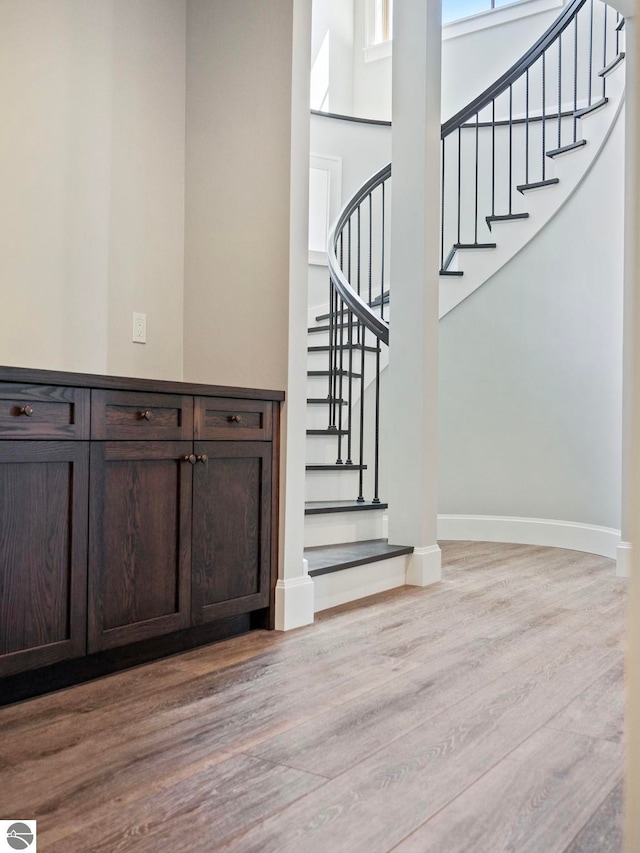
[138, 410, 153, 421]
[228, 414, 242, 423]
[196, 454, 208, 464]
[18, 405, 34, 417]
[183, 454, 197, 465]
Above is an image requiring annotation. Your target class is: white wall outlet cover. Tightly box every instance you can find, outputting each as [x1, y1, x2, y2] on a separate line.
[132, 312, 147, 344]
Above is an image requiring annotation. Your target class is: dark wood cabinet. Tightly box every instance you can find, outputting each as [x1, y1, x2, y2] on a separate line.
[0, 441, 89, 677]
[0, 367, 282, 685]
[88, 441, 193, 652]
[192, 442, 272, 624]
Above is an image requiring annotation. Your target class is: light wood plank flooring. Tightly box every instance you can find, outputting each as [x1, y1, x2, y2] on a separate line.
[0, 541, 627, 852]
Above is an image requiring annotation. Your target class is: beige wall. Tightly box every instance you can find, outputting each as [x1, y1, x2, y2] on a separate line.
[106, 0, 186, 380]
[184, 0, 294, 392]
[0, 0, 185, 380]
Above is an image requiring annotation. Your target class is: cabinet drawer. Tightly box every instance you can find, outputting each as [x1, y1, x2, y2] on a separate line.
[0, 384, 89, 439]
[91, 391, 193, 440]
[194, 397, 272, 441]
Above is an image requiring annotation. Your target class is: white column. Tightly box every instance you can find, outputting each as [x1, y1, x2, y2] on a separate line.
[619, 9, 636, 579]
[387, 0, 442, 586]
[276, 0, 315, 630]
[625, 9, 640, 845]
[607, 2, 640, 849]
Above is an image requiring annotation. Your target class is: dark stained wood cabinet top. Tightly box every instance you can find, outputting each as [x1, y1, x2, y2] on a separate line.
[0, 365, 285, 403]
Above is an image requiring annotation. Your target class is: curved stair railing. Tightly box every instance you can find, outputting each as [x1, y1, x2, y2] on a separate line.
[318, 164, 391, 507]
[314, 0, 625, 508]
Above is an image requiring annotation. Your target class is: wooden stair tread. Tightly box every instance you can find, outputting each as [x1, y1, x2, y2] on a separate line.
[305, 538, 413, 577]
[306, 464, 367, 471]
[305, 500, 388, 515]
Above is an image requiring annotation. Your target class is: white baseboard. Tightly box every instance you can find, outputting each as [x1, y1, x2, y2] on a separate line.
[406, 544, 442, 586]
[313, 555, 409, 613]
[437, 514, 620, 560]
[274, 561, 315, 630]
[616, 541, 632, 578]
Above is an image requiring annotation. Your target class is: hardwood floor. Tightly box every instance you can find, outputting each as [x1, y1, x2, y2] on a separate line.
[0, 541, 627, 852]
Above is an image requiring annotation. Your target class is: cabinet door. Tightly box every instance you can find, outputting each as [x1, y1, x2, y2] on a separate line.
[88, 441, 193, 652]
[192, 441, 272, 623]
[0, 441, 89, 677]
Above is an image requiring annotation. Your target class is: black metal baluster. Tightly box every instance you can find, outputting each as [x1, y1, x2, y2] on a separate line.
[508, 85, 513, 214]
[474, 112, 479, 243]
[573, 14, 578, 143]
[372, 339, 381, 504]
[616, 10, 620, 56]
[491, 100, 496, 218]
[441, 138, 446, 271]
[346, 308, 354, 465]
[457, 127, 462, 244]
[380, 181, 386, 322]
[368, 193, 373, 305]
[347, 217, 352, 289]
[588, 0, 594, 105]
[542, 52, 547, 179]
[332, 234, 344, 429]
[602, 2, 608, 98]
[557, 33, 562, 149]
[336, 294, 344, 463]
[525, 71, 530, 185]
[327, 276, 334, 429]
[357, 319, 366, 502]
[357, 206, 362, 298]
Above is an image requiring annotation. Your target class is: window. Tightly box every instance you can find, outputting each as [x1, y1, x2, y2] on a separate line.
[373, 0, 393, 45]
[365, 0, 393, 62]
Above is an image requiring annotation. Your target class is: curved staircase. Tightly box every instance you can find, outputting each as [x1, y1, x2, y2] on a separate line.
[304, 0, 626, 611]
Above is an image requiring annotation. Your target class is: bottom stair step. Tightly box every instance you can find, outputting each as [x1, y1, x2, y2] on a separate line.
[305, 538, 414, 577]
[305, 500, 388, 516]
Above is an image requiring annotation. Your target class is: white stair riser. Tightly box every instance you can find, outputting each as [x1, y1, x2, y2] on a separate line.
[305, 433, 347, 465]
[305, 468, 366, 502]
[306, 327, 382, 349]
[312, 554, 409, 612]
[306, 404, 364, 431]
[306, 349, 378, 373]
[306, 403, 338, 431]
[306, 374, 334, 397]
[304, 509, 386, 547]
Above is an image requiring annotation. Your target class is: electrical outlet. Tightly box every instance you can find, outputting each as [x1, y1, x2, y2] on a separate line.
[132, 312, 147, 344]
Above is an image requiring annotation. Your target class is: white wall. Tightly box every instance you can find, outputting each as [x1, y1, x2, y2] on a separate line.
[0, 0, 186, 380]
[438, 109, 624, 530]
[311, 0, 354, 114]
[184, 0, 295, 391]
[441, 2, 563, 119]
[106, 1, 186, 380]
[308, 112, 391, 311]
[349, 0, 564, 122]
[352, 0, 392, 120]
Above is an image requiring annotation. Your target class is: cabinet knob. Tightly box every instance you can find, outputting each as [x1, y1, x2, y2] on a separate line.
[183, 454, 197, 465]
[196, 454, 208, 464]
[228, 414, 242, 423]
[138, 410, 153, 421]
[18, 405, 34, 417]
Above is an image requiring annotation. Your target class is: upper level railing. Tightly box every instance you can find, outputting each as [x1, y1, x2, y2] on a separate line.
[441, 0, 623, 273]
